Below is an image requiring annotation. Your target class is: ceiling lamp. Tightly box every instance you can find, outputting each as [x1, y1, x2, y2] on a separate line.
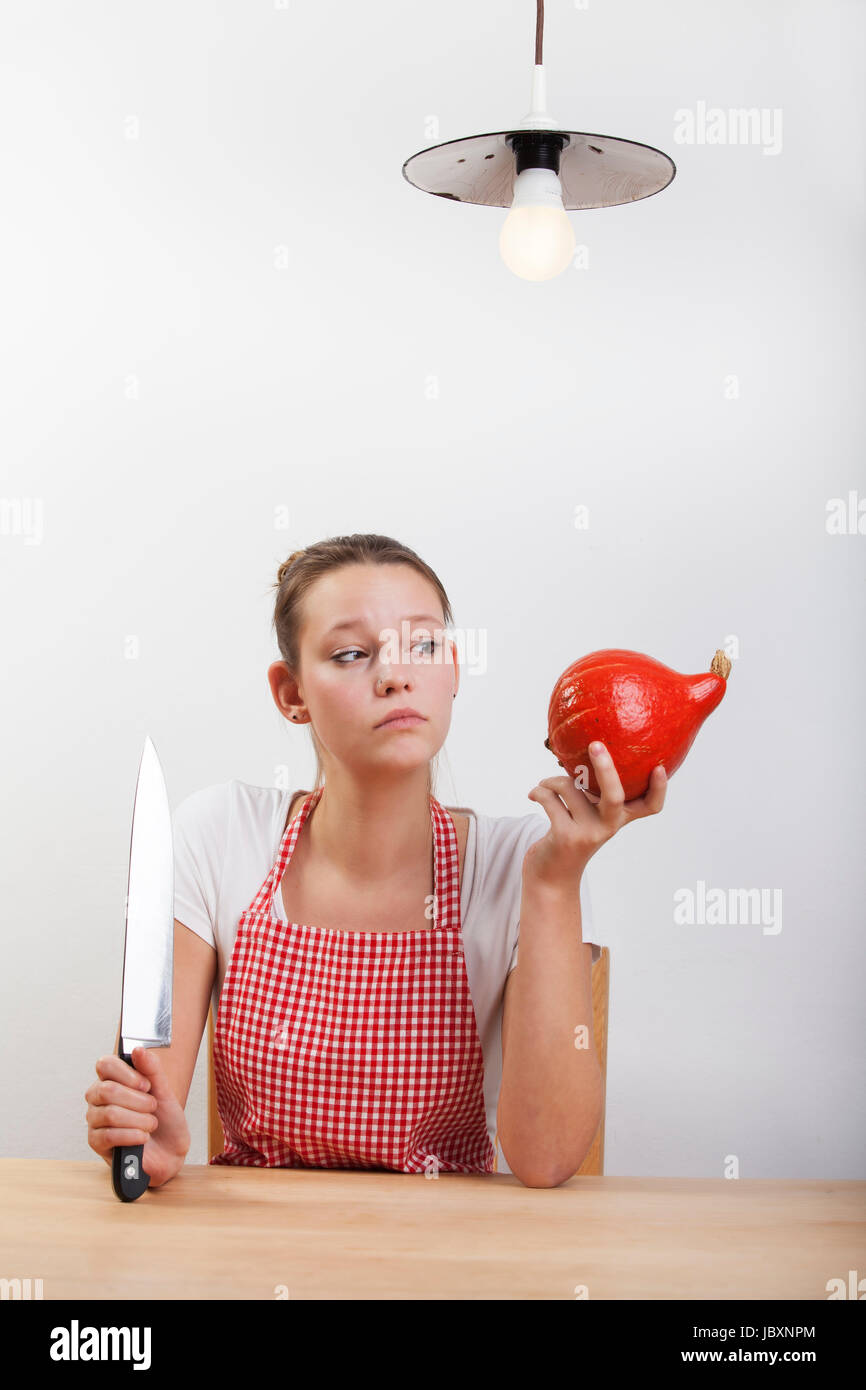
[402, 0, 676, 282]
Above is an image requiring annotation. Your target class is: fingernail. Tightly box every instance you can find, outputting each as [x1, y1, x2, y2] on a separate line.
[590, 742, 605, 756]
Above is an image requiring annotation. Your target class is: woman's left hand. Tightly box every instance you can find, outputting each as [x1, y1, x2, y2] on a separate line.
[523, 741, 668, 892]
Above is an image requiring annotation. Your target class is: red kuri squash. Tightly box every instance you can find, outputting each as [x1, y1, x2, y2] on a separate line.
[545, 648, 731, 801]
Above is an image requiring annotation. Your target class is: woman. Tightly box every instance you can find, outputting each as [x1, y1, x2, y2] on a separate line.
[85, 533, 667, 1186]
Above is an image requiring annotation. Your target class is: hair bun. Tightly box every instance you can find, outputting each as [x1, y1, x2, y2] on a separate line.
[277, 550, 305, 584]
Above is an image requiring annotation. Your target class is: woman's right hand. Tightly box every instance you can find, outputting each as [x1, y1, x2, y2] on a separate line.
[85, 1045, 191, 1188]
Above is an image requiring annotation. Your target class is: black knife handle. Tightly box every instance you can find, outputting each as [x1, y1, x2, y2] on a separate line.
[111, 1045, 152, 1203]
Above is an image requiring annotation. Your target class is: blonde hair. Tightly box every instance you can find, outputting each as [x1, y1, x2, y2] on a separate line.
[270, 533, 454, 798]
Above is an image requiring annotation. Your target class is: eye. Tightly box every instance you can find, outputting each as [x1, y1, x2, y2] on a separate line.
[332, 638, 442, 665]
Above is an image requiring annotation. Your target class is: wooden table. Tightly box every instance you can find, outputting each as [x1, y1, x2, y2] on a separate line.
[2, 1160, 863, 1300]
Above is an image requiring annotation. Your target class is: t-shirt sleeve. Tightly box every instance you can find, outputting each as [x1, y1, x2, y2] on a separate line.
[172, 783, 230, 950]
[507, 816, 597, 975]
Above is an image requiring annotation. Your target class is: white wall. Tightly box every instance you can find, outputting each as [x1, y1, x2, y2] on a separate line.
[1, 0, 863, 1179]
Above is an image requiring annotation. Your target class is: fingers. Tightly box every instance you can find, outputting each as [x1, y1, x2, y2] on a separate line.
[615, 763, 668, 818]
[537, 743, 623, 819]
[585, 742, 625, 815]
[87, 1099, 158, 1145]
[539, 747, 668, 821]
[88, 1122, 156, 1156]
[93, 1052, 152, 1093]
[84, 1076, 158, 1117]
[86, 1053, 160, 1156]
[637, 764, 668, 814]
[127, 1045, 174, 1102]
[529, 779, 589, 828]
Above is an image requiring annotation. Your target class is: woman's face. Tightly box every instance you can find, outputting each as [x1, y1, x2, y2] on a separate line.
[290, 563, 458, 778]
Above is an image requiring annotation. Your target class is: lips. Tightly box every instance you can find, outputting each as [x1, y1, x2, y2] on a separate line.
[375, 707, 425, 728]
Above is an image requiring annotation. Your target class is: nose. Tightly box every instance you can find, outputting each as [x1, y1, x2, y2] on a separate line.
[375, 664, 414, 695]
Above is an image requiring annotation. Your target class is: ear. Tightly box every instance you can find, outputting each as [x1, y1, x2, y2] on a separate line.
[267, 661, 305, 722]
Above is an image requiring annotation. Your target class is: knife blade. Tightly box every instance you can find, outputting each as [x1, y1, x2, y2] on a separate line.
[111, 735, 174, 1203]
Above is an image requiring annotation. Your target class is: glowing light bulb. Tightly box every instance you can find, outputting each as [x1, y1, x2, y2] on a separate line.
[499, 167, 575, 282]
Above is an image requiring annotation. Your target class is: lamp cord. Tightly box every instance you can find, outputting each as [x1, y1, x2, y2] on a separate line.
[535, 0, 544, 65]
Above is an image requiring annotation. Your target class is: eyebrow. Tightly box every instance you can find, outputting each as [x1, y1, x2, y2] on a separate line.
[322, 613, 444, 638]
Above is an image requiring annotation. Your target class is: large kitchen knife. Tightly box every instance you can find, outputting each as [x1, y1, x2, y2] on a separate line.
[112, 735, 174, 1202]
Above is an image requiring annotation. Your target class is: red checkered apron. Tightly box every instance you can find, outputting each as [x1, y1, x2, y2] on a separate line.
[210, 786, 496, 1173]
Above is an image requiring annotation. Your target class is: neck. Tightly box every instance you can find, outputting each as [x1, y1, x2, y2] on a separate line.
[306, 768, 434, 889]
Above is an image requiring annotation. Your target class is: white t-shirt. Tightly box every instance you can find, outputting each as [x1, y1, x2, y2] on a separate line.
[172, 780, 598, 1175]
